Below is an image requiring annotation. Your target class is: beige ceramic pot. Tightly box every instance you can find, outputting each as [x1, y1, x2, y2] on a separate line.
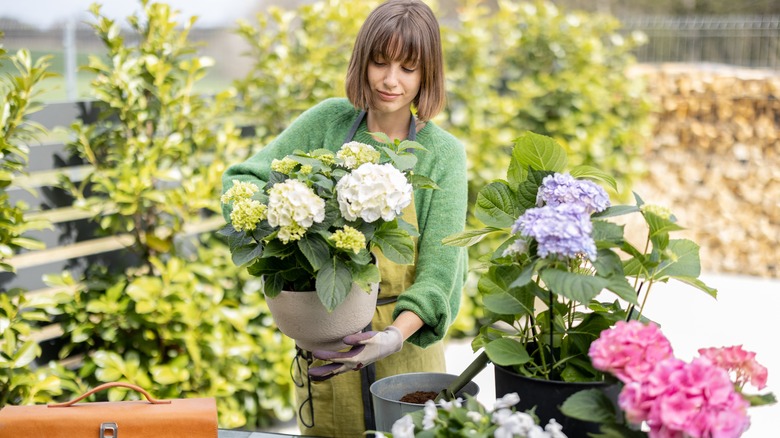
[265, 282, 379, 352]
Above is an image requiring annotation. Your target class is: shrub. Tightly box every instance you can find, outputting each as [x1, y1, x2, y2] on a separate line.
[48, 2, 294, 428]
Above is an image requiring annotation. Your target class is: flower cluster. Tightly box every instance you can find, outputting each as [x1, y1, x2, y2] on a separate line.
[329, 225, 366, 254]
[381, 393, 567, 438]
[589, 321, 771, 438]
[337, 140, 381, 169]
[336, 162, 413, 222]
[221, 139, 427, 311]
[536, 173, 611, 214]
[511, 203, 597, 261]
[267, 179, 326, 243]
[221, 180, 267, 232]
[698, 346, 769, 391]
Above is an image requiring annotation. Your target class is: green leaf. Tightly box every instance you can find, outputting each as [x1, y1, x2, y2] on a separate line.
[516, 169, 550, 210]
[409, 173, 440, 190]
[592, 221, 625, 247]
[350, 262, 380, 291]
[297, 234, 330, 271]
[231, 242, 263, 266]
[380, 146, 417, 171]
[373, 225, 414, 265]
[673, 276, 718, 299]
[741, 392, 777, 407]
[653, 239, 702, 280]
[442, 227, 503, 247]
[475, 181, 523, 228]
[485, 338, 531, 366]
[592, 205, 640, 219]
[644, 211, 684, 238]
[512, 132, 567, 172]
[482, 288, 534, 316]
[570, 165, 618, 191]
[605, 275, 639, 305]
[560, 388, 617, 423]
[540, 269, 609, 303]
[316, 258, 353, 312]
[12, 341, 40, 368]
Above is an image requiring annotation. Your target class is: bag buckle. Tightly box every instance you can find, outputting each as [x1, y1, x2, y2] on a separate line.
[100, 422, 118, 438]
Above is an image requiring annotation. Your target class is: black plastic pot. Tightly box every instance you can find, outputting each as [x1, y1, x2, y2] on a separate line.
[494, 364, 620, 438]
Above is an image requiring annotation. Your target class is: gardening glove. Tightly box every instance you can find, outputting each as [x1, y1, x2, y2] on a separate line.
[308, 326, 404, 381]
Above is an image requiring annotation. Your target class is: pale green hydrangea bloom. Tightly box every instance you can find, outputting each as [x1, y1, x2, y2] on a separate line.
[221, 180, 258, 204]
[229, 199, 267, 232]
[330, 226, 366, 254]
[277, 223, 306, 243]
[641, 204, 673, 220]
[337, 141, 381, 169]
[271, 157, 298, 174]
[299, 164, 313, 175]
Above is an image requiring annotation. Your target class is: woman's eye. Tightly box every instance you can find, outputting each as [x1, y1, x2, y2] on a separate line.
[372, 59, 386, 66]
[402, 66, 416, 73]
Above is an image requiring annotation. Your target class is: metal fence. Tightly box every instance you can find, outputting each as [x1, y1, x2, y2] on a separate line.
[619, 15, 780, 70]
[1, 13, 779, 99]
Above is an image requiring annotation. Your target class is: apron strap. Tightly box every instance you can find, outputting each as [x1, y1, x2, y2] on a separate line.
[346, 107, 414, 433]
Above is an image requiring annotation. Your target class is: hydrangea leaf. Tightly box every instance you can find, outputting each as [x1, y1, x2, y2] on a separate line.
[297, 234, 330, 271]
[475, 181, 523, 228]
[570, 164, 618, 191]
[316, 258, 352, 312]
[511, 131, 567, 173]
[485, 338, 531, 366]
[560, 388, 617, 423]
[540, 269, 610, 304]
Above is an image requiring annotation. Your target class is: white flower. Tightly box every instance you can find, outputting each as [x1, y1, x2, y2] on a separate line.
[502, 239, 528, 257]
[492, 408, 514, 426]
[266, 179, 325, 233]
[544, 419, 567, 438]
[337, 141, 381, 169]
[391, 414, 415, 438]
[439, 397, 463, 412]
[336, 162, 412, 223]
[422, 399, 438, 430]
[466, 411, 483, 423]
[494, 392, 521, 409]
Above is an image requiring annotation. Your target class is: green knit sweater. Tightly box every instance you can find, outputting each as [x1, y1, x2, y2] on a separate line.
[221, 98, 468, 347]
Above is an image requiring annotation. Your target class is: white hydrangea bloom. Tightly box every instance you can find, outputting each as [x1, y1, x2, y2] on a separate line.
[337, 141, 381, 169]
[336, 162, 412, 223]
[391, 415, 415, 438]
[266, 179, 325, 232]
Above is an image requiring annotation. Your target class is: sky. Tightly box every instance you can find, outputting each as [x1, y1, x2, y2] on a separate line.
[0, 0, 257, 28]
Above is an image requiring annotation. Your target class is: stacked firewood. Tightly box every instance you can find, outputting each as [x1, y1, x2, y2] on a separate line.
[628, 64, 779, 278]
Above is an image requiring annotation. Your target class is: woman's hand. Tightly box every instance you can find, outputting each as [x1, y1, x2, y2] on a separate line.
[308, 326, 404, 381]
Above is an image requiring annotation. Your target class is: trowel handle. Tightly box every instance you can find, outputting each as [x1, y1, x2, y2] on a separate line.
[435, 350, 490, 402]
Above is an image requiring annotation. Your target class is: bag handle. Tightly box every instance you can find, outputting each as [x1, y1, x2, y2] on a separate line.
[48, 382, 172, 407]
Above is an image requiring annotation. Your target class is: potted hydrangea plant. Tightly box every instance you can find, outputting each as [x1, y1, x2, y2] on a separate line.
[219, 137, 436, 350]
[560, 320, 775, 437]
[444, 132, 717, 433]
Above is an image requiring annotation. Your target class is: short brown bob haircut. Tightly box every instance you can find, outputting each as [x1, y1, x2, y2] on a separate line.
[345, 0, 445, 122]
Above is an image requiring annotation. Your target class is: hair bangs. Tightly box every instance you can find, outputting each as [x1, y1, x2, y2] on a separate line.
[371, 26, 423, 68]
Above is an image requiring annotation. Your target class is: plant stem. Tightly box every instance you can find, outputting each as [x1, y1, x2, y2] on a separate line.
[548, 289, 555, 372]
[626, 280, 644, 321]
[637, 280, 655, 319]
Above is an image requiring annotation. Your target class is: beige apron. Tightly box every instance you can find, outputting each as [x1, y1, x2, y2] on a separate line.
[291, 111, 445, 437]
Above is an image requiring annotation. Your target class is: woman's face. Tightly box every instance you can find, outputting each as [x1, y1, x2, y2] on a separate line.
[367, 54, 421, 117]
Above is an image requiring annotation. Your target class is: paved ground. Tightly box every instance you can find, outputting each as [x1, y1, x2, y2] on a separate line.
[271, 273, 779, 436]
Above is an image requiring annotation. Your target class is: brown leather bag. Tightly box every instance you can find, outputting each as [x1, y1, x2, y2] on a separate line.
[0, 382, 218, 437]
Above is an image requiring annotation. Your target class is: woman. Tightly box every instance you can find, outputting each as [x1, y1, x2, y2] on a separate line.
[221, 1, 467, 435]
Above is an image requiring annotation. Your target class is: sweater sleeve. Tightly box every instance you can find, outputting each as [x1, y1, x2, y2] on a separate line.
[221, 98, 350, 222]
[392, 129, 469, 347]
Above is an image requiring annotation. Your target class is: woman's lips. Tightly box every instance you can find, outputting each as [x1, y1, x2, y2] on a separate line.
[377, 91, 400, 101]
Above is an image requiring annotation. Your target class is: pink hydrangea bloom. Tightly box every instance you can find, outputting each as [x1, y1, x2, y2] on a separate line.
[623, 358, 750, 438]
[589, 320, 674, 383]
[698, 345, 769, 390]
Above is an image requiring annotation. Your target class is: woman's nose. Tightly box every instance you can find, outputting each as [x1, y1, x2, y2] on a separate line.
[383, 66, 399, 88]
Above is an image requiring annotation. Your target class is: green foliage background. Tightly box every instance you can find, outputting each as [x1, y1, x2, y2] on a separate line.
[1, 0, 652, 428]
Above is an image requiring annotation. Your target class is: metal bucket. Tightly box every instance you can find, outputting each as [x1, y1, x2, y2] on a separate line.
[370, 372, 480, 432]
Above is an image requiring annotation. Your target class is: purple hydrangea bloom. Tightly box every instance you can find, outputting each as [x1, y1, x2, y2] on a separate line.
[536, 173, 610, 214]
[512, 204, 597, 261]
